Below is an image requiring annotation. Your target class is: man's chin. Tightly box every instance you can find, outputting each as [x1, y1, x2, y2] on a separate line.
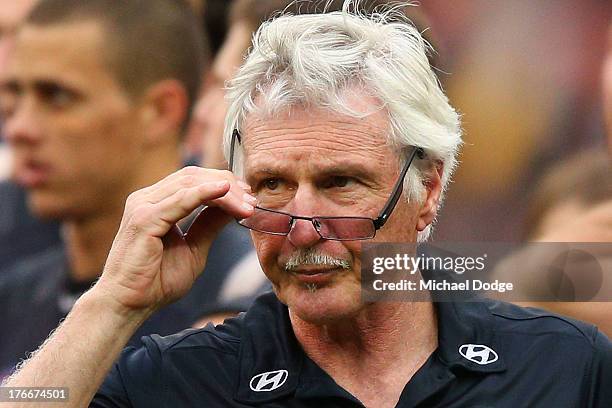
[29, 204, 66, 220]
[281, 284, 363, 325]
[27, 194, 80, 221]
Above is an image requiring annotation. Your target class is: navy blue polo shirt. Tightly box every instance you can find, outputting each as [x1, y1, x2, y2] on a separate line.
[92, 292, 612, 407]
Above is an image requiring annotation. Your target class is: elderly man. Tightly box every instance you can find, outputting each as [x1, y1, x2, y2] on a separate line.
[5, 3, 612, 408]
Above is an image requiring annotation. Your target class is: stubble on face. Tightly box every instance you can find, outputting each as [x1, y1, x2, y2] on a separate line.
[241, 97, 419, 323]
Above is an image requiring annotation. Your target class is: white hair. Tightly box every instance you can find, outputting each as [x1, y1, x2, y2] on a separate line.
[224, 0, 462, 241]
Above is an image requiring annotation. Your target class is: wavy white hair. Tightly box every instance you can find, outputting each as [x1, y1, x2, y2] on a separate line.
[224, 0, 462, 241]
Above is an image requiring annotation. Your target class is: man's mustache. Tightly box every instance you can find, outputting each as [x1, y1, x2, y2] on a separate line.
[284, 248, 352, 271]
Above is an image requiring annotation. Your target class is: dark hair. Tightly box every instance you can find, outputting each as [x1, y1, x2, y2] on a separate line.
[525, 148, 612, 238]
[203, 0, 232, 57]
[26, 0, 207, 125]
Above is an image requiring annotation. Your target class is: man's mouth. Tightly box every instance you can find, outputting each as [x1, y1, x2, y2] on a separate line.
[13, 160, 52, 188]
[290, 266, 342, 285]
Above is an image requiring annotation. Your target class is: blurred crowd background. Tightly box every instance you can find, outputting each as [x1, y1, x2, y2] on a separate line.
[0, 0, 611, 379]
[420, 0, 611, 241]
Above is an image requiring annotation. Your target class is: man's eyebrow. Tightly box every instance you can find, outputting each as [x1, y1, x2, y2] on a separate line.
[0, 79, 20, 94]
[316, 164, 377, 181]
[33, 79, 81, 96]
[0, 78, 81, 96]
[247, 168, 283, 180]
[246, 164, 377, 181]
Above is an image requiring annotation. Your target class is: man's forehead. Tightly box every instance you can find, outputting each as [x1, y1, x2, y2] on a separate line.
[241, 103, 391, 154]
[15, 21, 105, 59]
[239, 104, 398, 179]
[7, 22, 111, 86]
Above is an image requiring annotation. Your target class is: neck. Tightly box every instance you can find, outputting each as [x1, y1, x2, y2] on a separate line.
[64, 210, 122, 282]
[290, 300, 437, 406]
[65, 144, 182, 282]
[291, 301, 437, 370]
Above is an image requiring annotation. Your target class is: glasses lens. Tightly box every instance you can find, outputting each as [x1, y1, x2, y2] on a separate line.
[238, 207, 292, 234]
[317, 217, 376, 240]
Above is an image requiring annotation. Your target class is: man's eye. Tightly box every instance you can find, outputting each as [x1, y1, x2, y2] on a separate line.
[49, 89, 73, 107]
[263, 178, 280, 190]
[38, 84, 75, 108]
[325, 176, 352, 188]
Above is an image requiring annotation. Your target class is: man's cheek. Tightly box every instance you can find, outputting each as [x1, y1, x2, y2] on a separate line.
[252, 233, 284, 274]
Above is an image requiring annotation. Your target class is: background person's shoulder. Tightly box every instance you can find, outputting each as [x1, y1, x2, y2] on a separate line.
[485, 299, 602, 341]
[484, 299, 612, 371]
[483, 299, 612, 405]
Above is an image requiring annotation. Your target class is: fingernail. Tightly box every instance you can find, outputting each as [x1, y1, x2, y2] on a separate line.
[243, 193, 257, 204]
[215, 180, 229, 188]
[242, 202, 254, 211]
[238, 181, 251, 190]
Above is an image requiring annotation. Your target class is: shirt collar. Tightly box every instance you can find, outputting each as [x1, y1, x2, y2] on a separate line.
[421, 265, 507, 374]
[233, 292, 506, 405]
[234, 292, 302, 404]
[435, 300, 507, 373]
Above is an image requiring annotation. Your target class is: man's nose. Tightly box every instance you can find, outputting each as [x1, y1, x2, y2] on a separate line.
[286, 186, 324, 248]
[287, 218, 322, 248]
[2, 98, 42, 145]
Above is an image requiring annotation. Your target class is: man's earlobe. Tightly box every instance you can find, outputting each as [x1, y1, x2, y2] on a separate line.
[141, 80, 188, 147]
[416, 162, 443, 231]
[416, 198, 439, 231]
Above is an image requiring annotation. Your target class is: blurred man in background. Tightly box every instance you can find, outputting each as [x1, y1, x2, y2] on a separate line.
[493, 149, 612, 336]
[523, 22, 612, 334]
[0, 0, 254, 378]
[546, 20, 612, 242]
[525, 150, 612, 243]
[0, 0, 62, 274]
[493, 21, 612, 335]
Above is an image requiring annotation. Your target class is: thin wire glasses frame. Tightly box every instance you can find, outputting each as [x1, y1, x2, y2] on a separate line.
[228, 129, 425, 241]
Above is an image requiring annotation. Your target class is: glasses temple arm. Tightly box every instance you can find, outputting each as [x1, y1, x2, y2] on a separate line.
[373, 146, 423, 229]
[228, 129, 241, 172]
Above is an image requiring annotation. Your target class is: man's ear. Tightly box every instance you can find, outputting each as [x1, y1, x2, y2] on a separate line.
[416, 161, 444, 232]
[139, 79, 188, 147]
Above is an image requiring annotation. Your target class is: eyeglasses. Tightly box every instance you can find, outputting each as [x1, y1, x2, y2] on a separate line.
[228, 129, 424, 241]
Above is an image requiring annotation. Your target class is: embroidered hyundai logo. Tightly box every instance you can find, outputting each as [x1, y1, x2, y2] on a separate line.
[249, 369, 289, 392]
[459, 344, 498, 365]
